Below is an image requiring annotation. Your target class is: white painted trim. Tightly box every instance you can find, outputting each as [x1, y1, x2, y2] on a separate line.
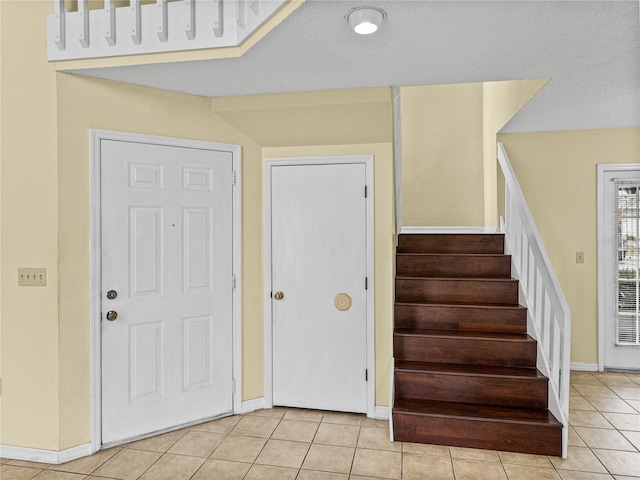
[240, 397, 266, 414]
[263, 155, 376, 418]
[393, 86, 402, 235]
[0, 443, 92, 464]
[597, 163, 640, 372]
[400, 226, 503, 234]
[570, 362, 599, 372]
[388, 357, 395, 441]
[90, 129, 242, 453]
[374, 406, 390, 420]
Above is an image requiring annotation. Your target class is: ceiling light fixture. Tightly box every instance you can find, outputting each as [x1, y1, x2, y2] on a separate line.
[346, 7, 386, 35]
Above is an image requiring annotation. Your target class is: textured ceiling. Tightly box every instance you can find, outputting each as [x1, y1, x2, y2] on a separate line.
[68, 0, 640, 133]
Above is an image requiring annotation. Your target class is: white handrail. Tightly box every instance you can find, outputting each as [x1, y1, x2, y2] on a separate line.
[497, 142, 571, 459]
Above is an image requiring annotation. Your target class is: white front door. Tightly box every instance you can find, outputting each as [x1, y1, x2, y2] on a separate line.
[101, 139, 234, 445]
[270, 161, 368, 413]
[599, 165, 640, 371]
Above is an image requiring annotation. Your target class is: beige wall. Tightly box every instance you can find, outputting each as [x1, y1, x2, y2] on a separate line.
[1, 0, 60, 450]
[56, 73, 266, 448]
[499, 128, 640, 364]
[400, 83, 484, 227]
[263, 143, 396, 406]
[1, 0, 395, 449]
[482, 79, 548, 226]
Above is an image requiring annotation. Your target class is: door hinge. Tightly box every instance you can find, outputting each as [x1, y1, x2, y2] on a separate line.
[365, 369, 368, 381]
[232, 170, 237, 186]
[232, 379, 236, 395]
[364, 185, 368, 198]
[232, 275, 237, 290]
[365, 277, 368, 290]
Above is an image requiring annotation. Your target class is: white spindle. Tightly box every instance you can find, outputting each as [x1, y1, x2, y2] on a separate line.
[237, 0, 246, 28]
[130, 0, 141, 45]
[249, 0, 260, 15]
[212, 0, 223, 37]
[157, 0, 168, 42]
[105, 0, 116, 46]
[77, 0, 89, 47]
[54, 0, 66, 50]
[185, 0, 196, 40]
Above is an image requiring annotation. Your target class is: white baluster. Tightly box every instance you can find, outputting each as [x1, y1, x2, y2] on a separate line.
[105, 0, 116, 46]
[130, 0, 141, 45]
[77, 0, 89, 47]
[185, 0, 196, 40]
[237, 0, 246, 28]
[249, 0, 260, 15]
[157, 0, 168, 42]
[212, 0, 223, 37]
[54, 0, 66, 50]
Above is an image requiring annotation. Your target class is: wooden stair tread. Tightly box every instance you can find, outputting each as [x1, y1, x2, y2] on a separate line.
[397, 234, 505, 254]
[393, 398, 561, 426]
[395, 302, 527, 312]
[395, 301, 525, 309]
[396, 276, 516, 282]
[394, 328, 532, 341]
[395, 361, 544, 378]
[397, 253, 509, 258]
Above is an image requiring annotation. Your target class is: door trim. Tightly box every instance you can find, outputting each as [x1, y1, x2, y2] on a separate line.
[597, 163, 640, 371]
[263, 155, 375, 417]
[90, 129, 242, 452]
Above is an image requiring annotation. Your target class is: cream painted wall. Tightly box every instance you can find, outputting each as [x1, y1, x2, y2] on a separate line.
[0, 0, 4, 432]
[400, 83, 484, 227]
[482, 79, 548, 226]
[262, 143, 395, 407]
[56, 73, 265, 449]
[1, 0, 60, 450]
[499, 128, 640, 365]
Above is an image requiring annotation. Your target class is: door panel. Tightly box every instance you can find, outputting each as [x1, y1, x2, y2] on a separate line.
[101, 140, 233, 444]
[271, 162, 368, 413]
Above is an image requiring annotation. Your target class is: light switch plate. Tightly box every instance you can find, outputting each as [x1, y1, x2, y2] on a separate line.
[576, 252, 585, 264]
[18, 268, 47, 286]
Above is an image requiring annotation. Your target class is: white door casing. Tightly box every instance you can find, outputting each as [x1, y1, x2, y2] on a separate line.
[91, 131, 242, 449]
[264, 156, 375, 416]
[598, 164, 640, 371]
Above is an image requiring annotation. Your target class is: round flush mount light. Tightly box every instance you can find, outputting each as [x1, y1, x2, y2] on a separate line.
[346, 7, 386, 35]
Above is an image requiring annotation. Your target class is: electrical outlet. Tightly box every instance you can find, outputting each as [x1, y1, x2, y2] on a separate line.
[18, 268, 47, 286]
[576, 252, 585, 264]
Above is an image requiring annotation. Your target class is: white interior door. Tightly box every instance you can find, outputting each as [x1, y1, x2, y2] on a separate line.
[101, 139, 234, 445]
[600, 166, 640, 371]
[271, 162, 368, 413]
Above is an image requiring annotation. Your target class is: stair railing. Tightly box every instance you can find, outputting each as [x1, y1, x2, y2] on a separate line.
[47, 0, 288, 62]
[497, 142, 571, 459]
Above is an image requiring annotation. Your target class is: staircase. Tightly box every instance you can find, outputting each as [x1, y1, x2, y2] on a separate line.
[392, 233, 562, 456]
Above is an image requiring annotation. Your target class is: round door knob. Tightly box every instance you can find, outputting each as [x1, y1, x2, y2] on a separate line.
[106, 310, 118, 321]
[274, 291, 284, 301]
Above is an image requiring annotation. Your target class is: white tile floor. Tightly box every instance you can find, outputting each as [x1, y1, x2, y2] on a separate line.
[1, 371, 639, 480]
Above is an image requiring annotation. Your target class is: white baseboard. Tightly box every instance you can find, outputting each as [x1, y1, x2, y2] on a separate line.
[570, 362, 599, 372]
[0, 442, 92, 464]
[400, 226, 503, 234]
[373, 406, 390, 420]
[241, 397, 265, 414]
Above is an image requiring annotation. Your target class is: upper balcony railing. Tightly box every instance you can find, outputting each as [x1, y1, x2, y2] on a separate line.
[47, 0, 288, 62]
